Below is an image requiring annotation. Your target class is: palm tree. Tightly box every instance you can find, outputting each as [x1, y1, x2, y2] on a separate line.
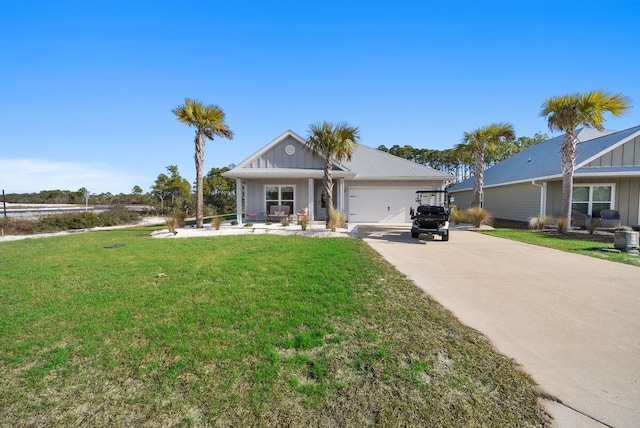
[456, 123, 515, 207]
[172, 98, 233, 228]
[540, 90, 631, 226]
[305, 121, 360, 228]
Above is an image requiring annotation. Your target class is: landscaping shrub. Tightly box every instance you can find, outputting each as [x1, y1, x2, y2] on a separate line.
[328, 209, 346, 232]
[165, 217, 178, 233]
[212, 216, 223, 230]
[528, 215, 554, 230]
[466, 206, 492, 228]
[298, 215, 309, 231]
[172, 210, 186, 228]
[587, 218, 602, 234]
[557, 217, 568, 233]
[450, 206, 467, 225]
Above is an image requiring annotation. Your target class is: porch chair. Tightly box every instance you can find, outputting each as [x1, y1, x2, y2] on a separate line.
[571, 210, 591, 229]
[599, 209, 621, 228]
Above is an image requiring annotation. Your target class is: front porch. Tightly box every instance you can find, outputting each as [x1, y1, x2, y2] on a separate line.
[232, 177, 346, 225]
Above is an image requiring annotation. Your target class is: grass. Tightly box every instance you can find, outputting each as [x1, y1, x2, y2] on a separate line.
[0, 227, 545, 426]
[481, 228, 640, 267]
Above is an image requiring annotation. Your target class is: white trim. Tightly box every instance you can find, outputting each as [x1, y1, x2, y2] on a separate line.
[264, 184, 296, 214]
[576, 130, 640, 169]
[224, 169, 356, 179]
[308, 178, 314, 221]
[572, 182, 616, 216]
[532, 181, 547, 217]
[452, 169, 640, 193]
[235, 179, 243, 224]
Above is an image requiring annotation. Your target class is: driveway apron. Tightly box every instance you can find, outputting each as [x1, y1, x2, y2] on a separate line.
[358, 224, 640, 428]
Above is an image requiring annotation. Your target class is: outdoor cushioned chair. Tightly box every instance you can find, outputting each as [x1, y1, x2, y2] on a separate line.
[571, 210, 591, 228]
[599, 209, 621, 228]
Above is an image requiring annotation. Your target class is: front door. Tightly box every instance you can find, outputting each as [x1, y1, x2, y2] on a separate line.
[315, 186, 326, 219]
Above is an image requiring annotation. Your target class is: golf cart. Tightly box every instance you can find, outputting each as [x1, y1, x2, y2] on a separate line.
[409, 190, 453, 241]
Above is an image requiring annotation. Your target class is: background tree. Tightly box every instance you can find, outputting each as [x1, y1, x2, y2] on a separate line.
[541, 90, 631, 225]
[306, 121, 360, 227]
[172, 98, 233, 228]
[456, 123, 515, 206]
[151, 165, 191, 214]
[203, 165, 236, 215]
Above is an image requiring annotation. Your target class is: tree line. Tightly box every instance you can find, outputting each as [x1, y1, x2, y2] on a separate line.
[3, 164, 237, 218]
[376, 132, 547, 183]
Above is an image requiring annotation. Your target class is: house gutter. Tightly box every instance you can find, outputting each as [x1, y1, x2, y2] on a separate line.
[531, 181, 546, 217]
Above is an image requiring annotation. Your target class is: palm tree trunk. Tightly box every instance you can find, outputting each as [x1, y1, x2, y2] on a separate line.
[560, 132, 578, 226]
[473, 151, 484, 207]
[323, 157, 333, 229]
[194, 132, 205, 228]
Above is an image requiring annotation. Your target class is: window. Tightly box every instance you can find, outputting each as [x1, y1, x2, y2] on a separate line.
[265, 185, 294, 212]
[572, 184, 613, 217]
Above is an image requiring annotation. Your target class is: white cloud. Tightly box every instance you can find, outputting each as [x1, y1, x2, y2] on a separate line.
[0, 158, 148, 194]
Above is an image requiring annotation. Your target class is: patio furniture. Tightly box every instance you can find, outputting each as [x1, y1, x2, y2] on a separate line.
[571, 210, 591, 229]
[599, 209, 621, 228]
[295, 207, 309, 220]
[268, 205, 291, 222]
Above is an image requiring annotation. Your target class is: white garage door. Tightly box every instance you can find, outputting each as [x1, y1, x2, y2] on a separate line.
[348, 186, 428, 223]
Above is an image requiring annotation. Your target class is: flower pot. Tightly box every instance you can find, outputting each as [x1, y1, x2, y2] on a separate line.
[614, 230, 639, 253]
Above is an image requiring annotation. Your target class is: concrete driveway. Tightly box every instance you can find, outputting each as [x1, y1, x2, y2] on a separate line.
[357, 224, 640, 428]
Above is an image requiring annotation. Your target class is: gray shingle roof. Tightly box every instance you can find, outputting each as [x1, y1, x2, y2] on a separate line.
[449, 125, 640, 191]
[226, 130, 454, 181]
[342, 144, 453, 180]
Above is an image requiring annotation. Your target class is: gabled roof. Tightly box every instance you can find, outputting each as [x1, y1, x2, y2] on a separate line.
[449, 125, 640, 192]
[225, 130, 454, 181]
[232, 130, 348, 172]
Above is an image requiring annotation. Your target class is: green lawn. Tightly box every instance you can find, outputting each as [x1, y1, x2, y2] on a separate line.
[1, 227, 545, 426]
[481, 228, 640, 267]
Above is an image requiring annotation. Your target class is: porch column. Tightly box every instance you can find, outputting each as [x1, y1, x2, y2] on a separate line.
[235, 179, 243, 224]
[308, 178, 315, 221]
[337, 178, 345, 213]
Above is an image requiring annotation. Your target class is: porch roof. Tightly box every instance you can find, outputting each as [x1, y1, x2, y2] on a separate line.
[224, 168, 356, 179]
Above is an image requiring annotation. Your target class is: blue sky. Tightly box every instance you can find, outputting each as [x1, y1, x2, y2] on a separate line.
[1, 1, 639, 194]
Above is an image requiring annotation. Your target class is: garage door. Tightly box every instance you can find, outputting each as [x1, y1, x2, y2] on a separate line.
[348, 187, 428, 223]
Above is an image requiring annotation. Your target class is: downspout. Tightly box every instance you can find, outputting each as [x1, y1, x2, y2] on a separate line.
[531, 181, 546, 217]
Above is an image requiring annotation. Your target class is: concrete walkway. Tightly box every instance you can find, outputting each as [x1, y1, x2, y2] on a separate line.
[358, 224, 640, 428]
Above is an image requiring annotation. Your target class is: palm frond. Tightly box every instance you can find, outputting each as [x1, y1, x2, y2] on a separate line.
[540, 90, 631, 133]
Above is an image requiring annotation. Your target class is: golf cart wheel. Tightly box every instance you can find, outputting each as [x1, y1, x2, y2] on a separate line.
[442, 232, 449, 241]
[411, 232, 419, 239]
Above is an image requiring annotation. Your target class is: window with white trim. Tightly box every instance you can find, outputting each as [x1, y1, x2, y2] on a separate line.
[572, 184, 614, 217]
[265, 185, 294, 212]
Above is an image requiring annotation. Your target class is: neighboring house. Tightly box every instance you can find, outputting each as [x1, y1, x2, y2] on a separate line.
[449, 124, 640, 226]
[223, 130, 453, 223]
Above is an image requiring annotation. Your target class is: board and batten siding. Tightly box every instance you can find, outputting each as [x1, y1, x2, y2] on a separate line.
[244, 178, 310, 221]
[586, 135, 640, 167]
[246, 135, 326, 169]
[483, 182, 541, 222]
[547, 178, 640, 226]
